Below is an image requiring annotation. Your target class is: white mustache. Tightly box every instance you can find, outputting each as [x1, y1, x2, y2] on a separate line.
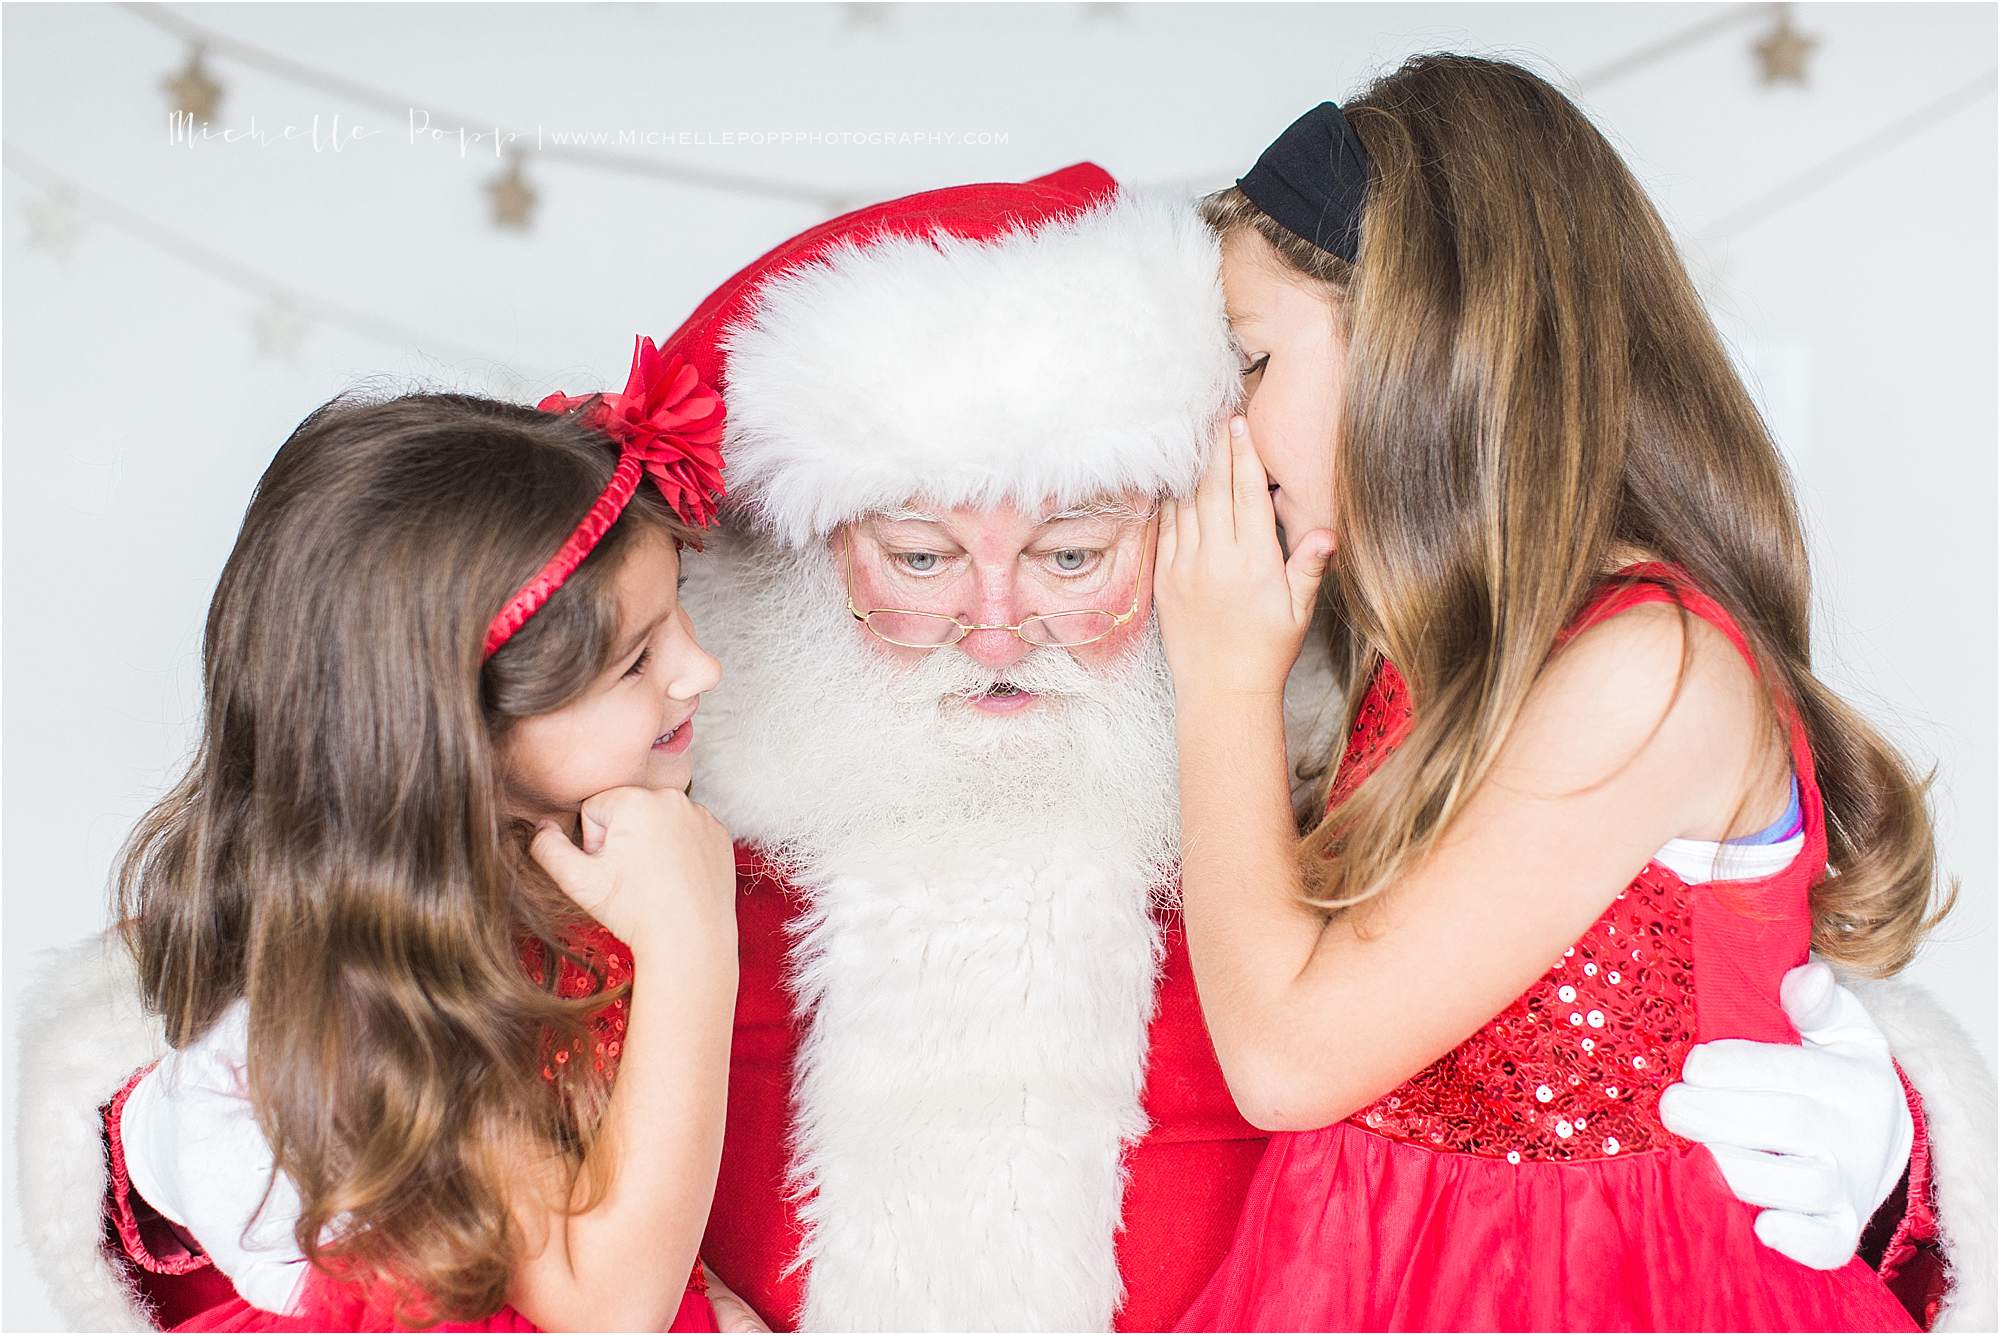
[885, 640, 1120, 706]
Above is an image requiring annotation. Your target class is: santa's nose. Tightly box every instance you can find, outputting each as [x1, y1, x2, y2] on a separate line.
[958, 628, 1032, 670]
[956, 576, 1032, 670]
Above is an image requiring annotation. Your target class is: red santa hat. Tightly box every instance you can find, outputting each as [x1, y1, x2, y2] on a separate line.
[657, 163, 1238, 546]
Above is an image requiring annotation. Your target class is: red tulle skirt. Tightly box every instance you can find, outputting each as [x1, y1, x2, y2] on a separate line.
[1177, 1122, 1918, 1333]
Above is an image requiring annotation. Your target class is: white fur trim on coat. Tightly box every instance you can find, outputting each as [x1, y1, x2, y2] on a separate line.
[717, 190, 1239, 547]
[1846, 971, 1998, 1332]
[783, 849, 1163, 1332]
[14, 930, 170, 1331]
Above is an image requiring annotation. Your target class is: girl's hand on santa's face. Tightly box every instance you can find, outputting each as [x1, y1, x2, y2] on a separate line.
[1155, 414, 1335, 701]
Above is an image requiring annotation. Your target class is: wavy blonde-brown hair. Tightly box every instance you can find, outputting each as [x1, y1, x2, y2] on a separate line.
[114, 390, 698, 1323]
[1201, 53, 1951, 975]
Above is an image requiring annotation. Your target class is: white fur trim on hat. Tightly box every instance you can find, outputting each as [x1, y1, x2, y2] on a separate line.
[717, 190, 1238, 547]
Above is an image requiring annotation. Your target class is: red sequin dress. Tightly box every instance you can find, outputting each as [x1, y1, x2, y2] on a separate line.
[100, 921, 717, 1332]
[1178, 565, 1919, 1332]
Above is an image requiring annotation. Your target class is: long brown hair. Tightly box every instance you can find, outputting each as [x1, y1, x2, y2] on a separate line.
[114, 390, 696, 1321]
[1202, 53, 1951, 975]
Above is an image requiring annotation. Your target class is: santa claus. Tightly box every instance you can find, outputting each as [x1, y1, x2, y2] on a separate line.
[659, 163, 1997, 1332]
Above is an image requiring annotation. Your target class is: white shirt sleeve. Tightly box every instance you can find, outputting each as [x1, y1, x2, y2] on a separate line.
[119, 1000, 313, 1316]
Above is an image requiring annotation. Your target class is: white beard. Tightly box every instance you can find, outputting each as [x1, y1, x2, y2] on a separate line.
[684, 525, 1182, 881]
[683, 524, 1181, 1331]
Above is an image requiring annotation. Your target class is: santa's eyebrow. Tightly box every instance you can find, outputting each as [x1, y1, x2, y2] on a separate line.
[865, 502, 1149, 536]
[1038, 500, 1151, 526]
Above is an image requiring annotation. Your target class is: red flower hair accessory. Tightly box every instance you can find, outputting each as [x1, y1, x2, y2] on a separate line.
[483, 336, 726, 661]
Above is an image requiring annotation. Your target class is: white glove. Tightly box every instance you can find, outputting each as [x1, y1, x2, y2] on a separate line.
[1658, 959, 1914, 1270]
[121, 1003, 312, 1314]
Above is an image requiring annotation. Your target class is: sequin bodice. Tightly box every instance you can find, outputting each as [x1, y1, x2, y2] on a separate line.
[1327, 571, 1817, 1165]
[1330, 660, 1700, 1162]
[520, 921, 633, 1082]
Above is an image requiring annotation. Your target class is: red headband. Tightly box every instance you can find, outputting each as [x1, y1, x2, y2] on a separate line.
[482, 335, 726, 661]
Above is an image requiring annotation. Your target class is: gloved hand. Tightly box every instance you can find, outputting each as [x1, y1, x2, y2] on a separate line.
[1658, 959, 1914, 1270]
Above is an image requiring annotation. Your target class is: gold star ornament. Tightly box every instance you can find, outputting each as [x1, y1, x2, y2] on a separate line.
[486, 154, 538, 231]
[1755, 5, 1818, 88]
[164, 46, 223, 122]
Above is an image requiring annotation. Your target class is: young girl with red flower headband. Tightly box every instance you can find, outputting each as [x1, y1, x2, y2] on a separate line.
[100, 337, 739, 1331]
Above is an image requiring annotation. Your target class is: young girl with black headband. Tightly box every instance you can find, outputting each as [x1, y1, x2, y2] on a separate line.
[1155, 55, 1953, 1329]
[97, 339, 736, 1331]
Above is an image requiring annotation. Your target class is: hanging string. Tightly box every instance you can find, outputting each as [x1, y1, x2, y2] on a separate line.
[125, 0, 1808, 205]
[122, 2, 845, 210]
[1700, 69, 1996, 239]
[4, 141, 554, 383]
[1575, 3, 1768, 87]
[17, 5, 1989, 374]
[1144, 2, 1775, 193]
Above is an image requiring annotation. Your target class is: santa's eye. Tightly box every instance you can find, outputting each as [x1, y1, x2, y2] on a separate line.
[1048, 548, 1100, 575]
[893, 551, 945, 575]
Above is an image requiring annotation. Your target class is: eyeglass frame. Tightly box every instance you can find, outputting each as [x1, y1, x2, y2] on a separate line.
[840, 509, 1160, 651]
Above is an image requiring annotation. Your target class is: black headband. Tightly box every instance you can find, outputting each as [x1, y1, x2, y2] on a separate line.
[1235, 101, 1371, 264]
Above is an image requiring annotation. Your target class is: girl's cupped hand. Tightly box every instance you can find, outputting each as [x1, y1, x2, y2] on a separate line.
[1156, 413, 1334, 700]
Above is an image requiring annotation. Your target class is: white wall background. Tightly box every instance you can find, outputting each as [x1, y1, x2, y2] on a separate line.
[4, 3, 1993, 1328]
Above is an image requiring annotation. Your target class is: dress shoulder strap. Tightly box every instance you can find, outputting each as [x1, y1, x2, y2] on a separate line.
[1562, 562, 1827, 871]
[1559, 562, 1762, 674]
